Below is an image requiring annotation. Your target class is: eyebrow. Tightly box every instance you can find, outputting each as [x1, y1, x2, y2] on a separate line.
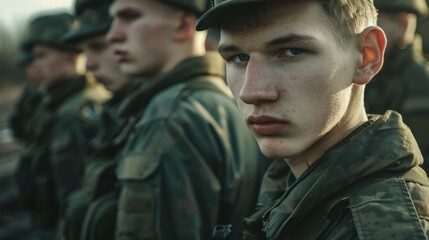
[218, 34, 318, 54]
[266, 34, 318, 48]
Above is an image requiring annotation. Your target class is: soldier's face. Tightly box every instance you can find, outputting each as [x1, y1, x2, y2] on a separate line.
[32, 45, 77, 87]
[377, 12, 404, 57]
[219, 1, 359, 159]
[25, 61, 42, 86]
[107, 0, 179, 78]
[81, 35, 134, 93]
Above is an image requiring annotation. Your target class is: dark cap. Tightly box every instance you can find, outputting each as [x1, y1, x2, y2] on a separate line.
[162, 0, 211, 16]
[374, 0, 428, 16]
[196, 0, 272, 31]
[22, 12, 81, 52]
[62, 2, 112, 43]
[75, 0, 111, 15]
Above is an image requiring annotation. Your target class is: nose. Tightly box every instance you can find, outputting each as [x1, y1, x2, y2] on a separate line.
[106, 20, 125, 43]
[239, 57, 279, 105]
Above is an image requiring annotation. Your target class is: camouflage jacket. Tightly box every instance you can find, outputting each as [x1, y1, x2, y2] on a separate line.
[115, 53, 268, 240]
[365, 44, 429, 172]
[243, 111, 429, 240]
[9, 83, 44, 143]
[59, 86, 138, 240]
[15, 76, 106, 228]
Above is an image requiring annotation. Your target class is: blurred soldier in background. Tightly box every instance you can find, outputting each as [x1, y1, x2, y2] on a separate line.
[366, 0, 429, 171]
[106, 0, 268, 239]
[58, 0, 136, 239]
[416, 0, 429, 60]
[205, 28, 221, 51]
[12, 12, 108, 239]
[9, 50, 44, 144]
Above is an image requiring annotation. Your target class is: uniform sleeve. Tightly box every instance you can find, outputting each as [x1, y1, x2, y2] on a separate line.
[116, 117, 223, 240]
[49, 113, 94, 212]
[9, 85, 43, 142]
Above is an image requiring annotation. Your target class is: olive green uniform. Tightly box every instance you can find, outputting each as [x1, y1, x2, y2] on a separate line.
[9, 84, 44, 143]
[58, 1, 132, 239]
[242, 111, 429, 239]
[15, 76, 104, 230]
[365, 44, 429, 172]
[60, 88, 136, 240]
[115, 53, 268, 240]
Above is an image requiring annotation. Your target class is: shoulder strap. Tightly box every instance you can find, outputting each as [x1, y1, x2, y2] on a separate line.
[175, 76, 233, 103]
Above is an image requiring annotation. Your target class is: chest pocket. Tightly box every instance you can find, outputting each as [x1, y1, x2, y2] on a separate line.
[115, 155, 162, 239]
[349, 178, 426, 240]
[117, 154, 161, 181]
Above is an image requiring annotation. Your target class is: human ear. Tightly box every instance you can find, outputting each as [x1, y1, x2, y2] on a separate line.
[353, 26, 386, 85]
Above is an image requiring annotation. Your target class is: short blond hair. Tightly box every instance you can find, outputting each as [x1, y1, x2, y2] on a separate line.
[318, 0, 378, 45]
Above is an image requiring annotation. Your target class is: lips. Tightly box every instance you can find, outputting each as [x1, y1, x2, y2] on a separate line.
[114, 50, 129, 62]
[246, 115, 290, 136]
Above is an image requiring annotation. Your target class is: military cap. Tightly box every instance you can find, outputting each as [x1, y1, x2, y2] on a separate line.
[374, 0, 428, 16]
[196, 0, 274, 30]
[162, 0, 211, 16]
[22, 12, 81, 52]
[74, 0, 112, 15]
[62, 1, 111, 43]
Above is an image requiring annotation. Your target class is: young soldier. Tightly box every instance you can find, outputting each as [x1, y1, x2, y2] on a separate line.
[197, 0, 429, 239]
[417, 0, 429, 60]
[107, 0, 268, 239]
[10, 50, 44, 144]
[367, 0, 429, 172]
[59, 0, 135, 239]
[14, 12, 107, 238]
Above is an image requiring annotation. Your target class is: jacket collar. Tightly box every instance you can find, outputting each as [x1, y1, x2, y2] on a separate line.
[117, 53, 225, 118]
[265, 111, 424, 238]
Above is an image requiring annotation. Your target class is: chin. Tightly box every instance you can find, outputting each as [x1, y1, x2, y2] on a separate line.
[119, 64, 139, 76]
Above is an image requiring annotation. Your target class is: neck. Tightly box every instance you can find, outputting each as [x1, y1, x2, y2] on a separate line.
[285, 86, 368, 178]
[163, 35, 207, 73]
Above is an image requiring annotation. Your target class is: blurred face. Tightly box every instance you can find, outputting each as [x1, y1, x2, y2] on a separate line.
[81, 35, 133, 92]
[377, 12, 403, 57]
[25, 61, 43, 86]
[418, 17, 429, 57]
[32, 45, 77, 87]
[219, 1, 359, 159]
[107, 0, 179, 77]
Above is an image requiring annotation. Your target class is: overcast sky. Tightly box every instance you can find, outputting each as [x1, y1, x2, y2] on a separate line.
[0, 0, 73, 31]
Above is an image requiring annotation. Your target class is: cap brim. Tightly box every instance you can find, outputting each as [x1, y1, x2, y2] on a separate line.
[22, 38, 82, 53]
[196, 0, 267, 31]
[62, 24, 110, 44]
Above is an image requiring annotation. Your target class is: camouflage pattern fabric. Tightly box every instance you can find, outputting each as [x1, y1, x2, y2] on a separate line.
[115, 53, 268, 240]
[59, 87, 137, 240]
[9, 84, 44, 143]
[365, 44, 429, 173]
[243, 111, 429, 239]
[14, 76, 105, 231]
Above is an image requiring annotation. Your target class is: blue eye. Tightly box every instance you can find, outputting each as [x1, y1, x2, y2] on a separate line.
[231, 54, 250, 63]
[282, 48, 304, 57]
